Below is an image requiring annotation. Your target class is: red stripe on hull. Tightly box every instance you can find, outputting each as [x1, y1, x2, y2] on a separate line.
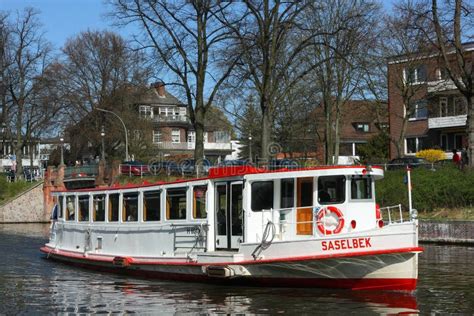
[41, 249, 418, 291]
[41, 246, 423, 266]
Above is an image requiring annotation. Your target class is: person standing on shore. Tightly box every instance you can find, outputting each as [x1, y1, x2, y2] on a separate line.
[452, 149, 461, 168]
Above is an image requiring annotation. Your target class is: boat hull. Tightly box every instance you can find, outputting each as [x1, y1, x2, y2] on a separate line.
[40, 245, 420, 291]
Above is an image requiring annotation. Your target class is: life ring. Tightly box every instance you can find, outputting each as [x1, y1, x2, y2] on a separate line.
[316, 206, 345, 235]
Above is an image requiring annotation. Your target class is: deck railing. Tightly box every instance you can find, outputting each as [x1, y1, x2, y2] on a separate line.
[258, 204, 414, 241]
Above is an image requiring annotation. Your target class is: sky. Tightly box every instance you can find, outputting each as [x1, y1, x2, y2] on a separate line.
[1, 0, 124, 50]
[1, 0, 396, 51]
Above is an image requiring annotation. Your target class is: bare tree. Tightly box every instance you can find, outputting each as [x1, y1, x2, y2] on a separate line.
[432, 0, 474, 165]
[61, 30, 152, 161]
[306, 0, 381, 164]
[217, 0, 324, 162]
[5, 8, 52, 178]
[383, 1, 432, 158]
[110, 0, 239, 174]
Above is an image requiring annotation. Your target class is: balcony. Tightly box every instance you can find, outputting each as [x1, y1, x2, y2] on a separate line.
[156, 141, 232, 151]
[428, 114, 467, 129]
[152, 115, 189, 123]
[427, 79, 458, 93]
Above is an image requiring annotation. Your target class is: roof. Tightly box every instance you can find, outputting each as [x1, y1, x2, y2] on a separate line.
[138, 87, 184, 107]
[52, 165, 384, 194]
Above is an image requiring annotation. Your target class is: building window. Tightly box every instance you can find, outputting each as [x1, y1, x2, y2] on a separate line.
[204, 132, 208, 143]
[454, 97, 467, 116]
[153, 130, 161, 143]
[133, 130, 141, 140]
[251, 181, 274, 212]
[139, 105, 152, 119]
[171, 129, 180, 143]
[439, 97, 448, 117]
[193, 185, 207, 219]
[354, 123, 370, 132]
[144, 190, 161, 221]
[409, 100, 428, 120]
[108, 193, 119, 222]
[179, 107, 186, 117]
[214, 131, 230, 143]
[376, 123, 389, 131]
[436, 68, 449, 80]
[166, 188, 187, 220]
[187, 131, 195, 143]
[404, 64, 427, 84]
[93, 194, 106, 222]
[406, 137, 427, 154]
[123, 193, 139, 222]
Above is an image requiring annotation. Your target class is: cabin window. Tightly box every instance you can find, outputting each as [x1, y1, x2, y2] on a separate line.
[144, 190, 161, 221]
[317, 176, 345, 205]
[280, 179, 294, 209]
[167, 188, 187, 220]
[66, 196, 76, 221]
[58, 196, 64, 219]
[78, 195, 90, 222]
[123, 193, 139, 222]
[251, 181, 274, 212]
[108, 194, 119, 222]
[351, 177, 372, 200]
[193, 185, 207, 219]
[93, 194, 106, 222]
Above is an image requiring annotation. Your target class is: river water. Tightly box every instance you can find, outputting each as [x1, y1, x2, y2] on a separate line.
[1, 223, 473, 315]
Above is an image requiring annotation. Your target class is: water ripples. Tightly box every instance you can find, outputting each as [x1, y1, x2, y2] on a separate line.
[1, 224, 473, 314]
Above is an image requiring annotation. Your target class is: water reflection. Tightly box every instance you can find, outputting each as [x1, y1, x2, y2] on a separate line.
[1, 224, 473, 314]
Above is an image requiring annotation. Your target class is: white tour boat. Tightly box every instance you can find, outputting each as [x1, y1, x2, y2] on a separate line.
[41, 165, 422, 291]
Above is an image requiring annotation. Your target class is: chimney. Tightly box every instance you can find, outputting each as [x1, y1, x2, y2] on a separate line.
[152, 81, 166, 97]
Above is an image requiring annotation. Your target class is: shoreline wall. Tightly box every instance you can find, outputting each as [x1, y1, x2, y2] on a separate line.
[419, 220, 474, 245]
[0, 182, 47, 223]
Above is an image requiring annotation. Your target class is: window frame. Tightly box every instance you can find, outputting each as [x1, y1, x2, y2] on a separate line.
[65, 195, 77, 222]
[350, 176, 373, 201]
[192, 185, 208, 219]
[171, 129, 181, 143]
[251, 181, 274, 212]
[166, 187, 188, 220]
[143, 189, 162, 222]
[317, 176, 346, 205]
[78, 194, 90, 222]
[92, 194, 106, 222]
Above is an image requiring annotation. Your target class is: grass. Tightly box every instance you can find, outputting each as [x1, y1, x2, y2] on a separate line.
[418, 208, 474, 221]
[0, 176, 38, 205]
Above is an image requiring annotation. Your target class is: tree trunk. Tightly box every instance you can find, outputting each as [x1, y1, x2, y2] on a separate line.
[396, 109, 409, 158]
[324, 101, 334, 165]
[468, 96, 474, 166]
[334, 111, 341, 165]
[194, 108, 205, 177]
[260, 106, 272, 163]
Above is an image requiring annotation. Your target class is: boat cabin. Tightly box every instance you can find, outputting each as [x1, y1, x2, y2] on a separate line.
[51, 166, 383, 256]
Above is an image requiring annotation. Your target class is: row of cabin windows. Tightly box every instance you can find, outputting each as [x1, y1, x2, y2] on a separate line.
[251, 176, 372, 212]
[58, 186, 208, 223]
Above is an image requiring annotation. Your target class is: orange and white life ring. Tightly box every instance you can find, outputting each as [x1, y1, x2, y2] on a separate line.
[316, 206, 345, 235]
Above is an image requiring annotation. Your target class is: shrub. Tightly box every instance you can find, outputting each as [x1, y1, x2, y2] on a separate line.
[415, 149, 446, 162]
[376, 165, 474, 211]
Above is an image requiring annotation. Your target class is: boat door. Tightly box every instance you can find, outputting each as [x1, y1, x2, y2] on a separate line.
[297, 177, 314, 235]
[215, 181, 244, 250]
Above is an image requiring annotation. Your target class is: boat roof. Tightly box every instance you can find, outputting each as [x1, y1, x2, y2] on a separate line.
[52, 165, 383, 194]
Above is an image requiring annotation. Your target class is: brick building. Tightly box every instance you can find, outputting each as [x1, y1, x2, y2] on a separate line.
[387, 45, 471, 159]
[138, 82, 233, 161]
[312, 100, 388, 164]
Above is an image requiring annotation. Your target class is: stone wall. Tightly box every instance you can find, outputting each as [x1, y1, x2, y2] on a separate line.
[0, 182, 47, 223]
[419, 220, 474, 244]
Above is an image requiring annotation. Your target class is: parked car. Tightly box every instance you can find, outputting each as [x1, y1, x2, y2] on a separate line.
[268, 159, 300, 170]
[180, 159, 211, 174]
[386, 157, 430, 170]
[217, 159, 253, 167]
[120, 161, 149, 176]
[149, 161, 182, 175]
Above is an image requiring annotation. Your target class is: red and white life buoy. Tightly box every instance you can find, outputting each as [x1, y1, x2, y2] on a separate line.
[316, 206, 345, 235]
